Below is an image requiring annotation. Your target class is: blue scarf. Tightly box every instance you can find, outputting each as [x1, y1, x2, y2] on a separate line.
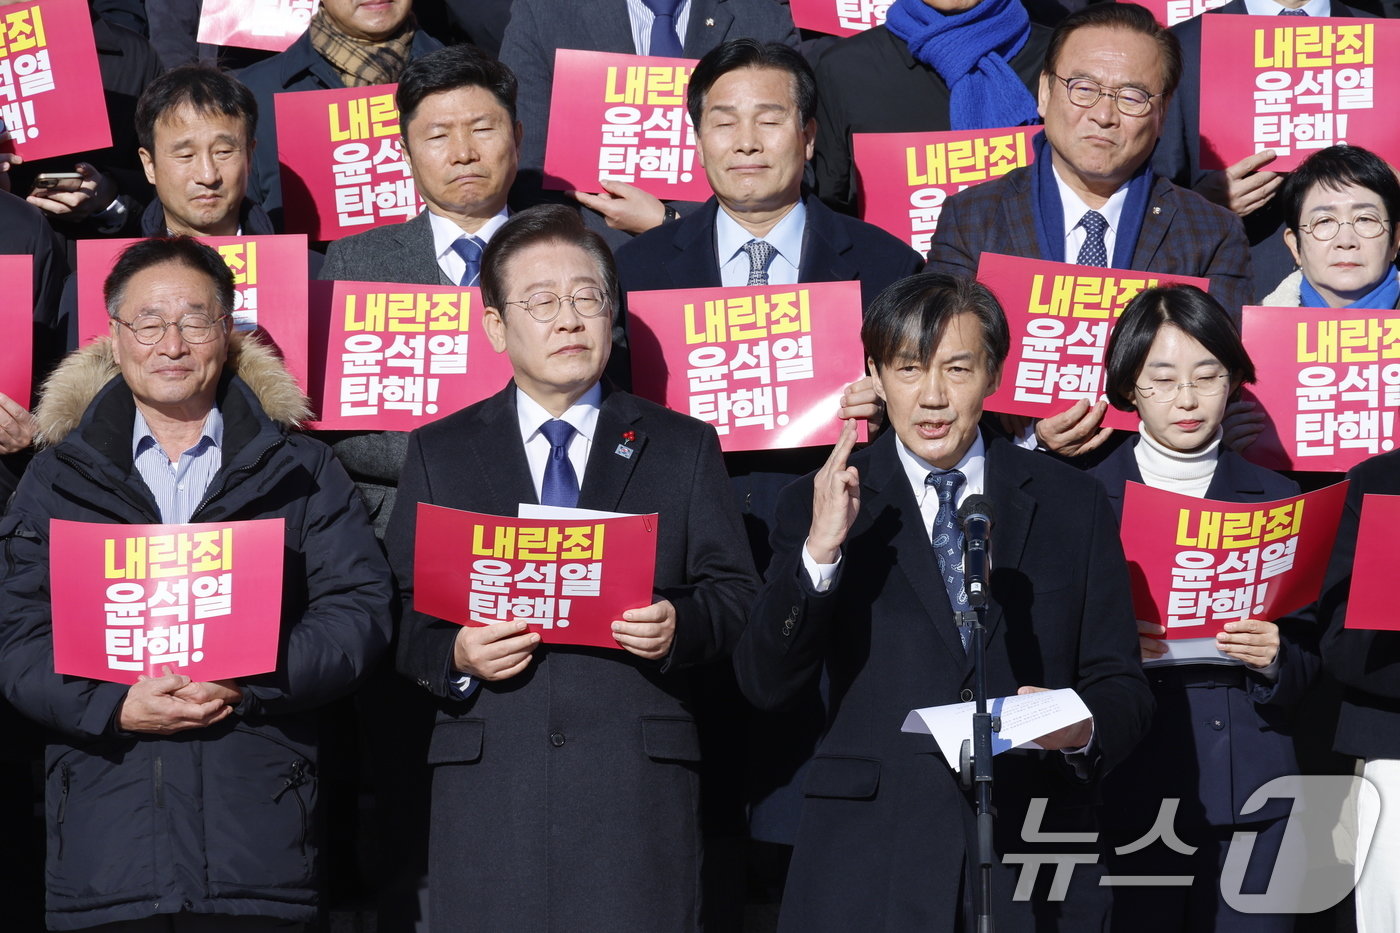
[884, 0, 1039, 131]
[1029, 130, 1155, 267]
[1299, 268, 1400, 309]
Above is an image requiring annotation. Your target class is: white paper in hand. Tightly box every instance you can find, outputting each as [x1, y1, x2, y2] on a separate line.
[901, 688, 1092, 770]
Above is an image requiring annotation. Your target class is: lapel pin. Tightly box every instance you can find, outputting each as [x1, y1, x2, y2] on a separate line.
[705, 17, 715, 26]
[615, 430, 637, 460]
[1152, 206, 1162, 215]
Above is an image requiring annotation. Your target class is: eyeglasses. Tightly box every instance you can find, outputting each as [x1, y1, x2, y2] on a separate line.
[1297, 214, 1392, 241]
[113, 313, 229, 345]
[1051, 74, 1163, 117]
[1134, 372, 1231, 404]
[506, 286, 609, 323]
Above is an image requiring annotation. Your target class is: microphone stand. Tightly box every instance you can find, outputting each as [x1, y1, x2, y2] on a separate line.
[958, 525, 997, 933]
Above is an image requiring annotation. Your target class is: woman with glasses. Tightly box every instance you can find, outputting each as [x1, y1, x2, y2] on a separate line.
[1088, 284, 1316, 933]
[1263, 145, 1400, 309]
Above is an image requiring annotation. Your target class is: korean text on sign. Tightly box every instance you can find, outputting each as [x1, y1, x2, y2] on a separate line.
[599, 63, 697, 187]
[216, 241, 261, 328]
[338, 289, 472, 420]
[465, 523, 607, 630]
[789, 0, 891, 36]
[1251, 23, 1374, 158]
[0, 3, 49, 145]
[682, 289, 815, 435]
[327, 91, 419, 229]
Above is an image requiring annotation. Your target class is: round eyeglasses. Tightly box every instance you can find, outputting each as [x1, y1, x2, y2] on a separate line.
[113, 314, 229, 345]
[1297, 215, 1392, 241]
[1134, 373, 1231, 404]
[506, 286, 609, 323]
[1052, 74, 1163, 117]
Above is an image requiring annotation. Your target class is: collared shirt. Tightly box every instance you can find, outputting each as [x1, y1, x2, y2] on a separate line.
[1052, 163, 1130, 264]
[802, 431, 986, 591]
[716, 200, 806, 287]
[132, 406, 225, 524]
[1244, 0, 1331, 14]
[516, 382, 603, 501]
[625, 0, 693, 54]
[431, 207, 511, 285]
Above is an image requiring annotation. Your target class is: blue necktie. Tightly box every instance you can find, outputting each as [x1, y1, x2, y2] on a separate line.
[926, 469, 971, 651]
[1278, 8, 1308, 14]
[639, 0, 685, 56]
[539, 420, 580, 508]
[1077, 210, 1109, 267]
[452, 234, 483, 287]
[741, 239, 776, 286]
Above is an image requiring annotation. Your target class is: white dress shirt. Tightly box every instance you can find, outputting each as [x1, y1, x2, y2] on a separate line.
[430, 207, 511, 285]
[716, 200, 806, 287]
[1052, 163, 1131, 264]
[515, 382, 603, 500]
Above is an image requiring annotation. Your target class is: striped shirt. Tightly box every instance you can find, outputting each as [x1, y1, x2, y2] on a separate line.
[625, 0, 692, 54]
[132, 406, 224, 524]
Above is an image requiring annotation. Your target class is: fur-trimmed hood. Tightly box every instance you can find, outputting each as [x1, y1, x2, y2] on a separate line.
[35, 331, 312, 447]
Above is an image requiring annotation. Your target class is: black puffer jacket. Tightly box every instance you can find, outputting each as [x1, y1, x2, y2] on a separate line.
[0, 334, 393, 929]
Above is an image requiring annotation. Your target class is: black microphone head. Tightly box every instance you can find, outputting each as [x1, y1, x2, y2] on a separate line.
[957, 495, 994, 526]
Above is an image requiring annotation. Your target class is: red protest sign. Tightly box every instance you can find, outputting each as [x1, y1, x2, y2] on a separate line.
[0, 0, 111, 161]
[542, 50, 710, 201]
[977, 253, 1210, 428]
[413, 505, 660, 650]
[627, 281, 867, 452]
[76, 235, 313, 394]
[197, 0, 316, 53]
[275, 83, 424, 240]
[1241, 305, 1400, 472]
[1127, 0, 1231, 27]
[789, 0, 890, 37]
[1344, 493, 1400, 630]
[50, 518, 286, 684]
[0, 254, 32, 406]
[1122, 481, 1348, 639]
[854, 127, 1036, 255]
[1199, 17, 1399, 172]
[309, 281, 515, 430]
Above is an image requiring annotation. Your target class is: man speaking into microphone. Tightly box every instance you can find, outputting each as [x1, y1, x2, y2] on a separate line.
[734, 272, 1151, 932]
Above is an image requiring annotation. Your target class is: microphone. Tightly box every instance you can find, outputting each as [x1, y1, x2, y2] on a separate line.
[957, 496, 995, 610]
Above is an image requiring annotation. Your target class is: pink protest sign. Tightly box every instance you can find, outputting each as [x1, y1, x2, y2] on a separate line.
[854, 127, 1036, 255]
[50, 518, 286, 684]
[627, 281, 867, 452]
[1199, 17, 1399, 171]
[542, 49, 710, 201]
[309, 281, 515, 430]
[1127, 0, 1231, 27]
[76, 235, 312, 394]
[0, 0, 111, 161]
[789, 0, 890, 36]
[414, 505, 660, 650]
[1344, 493, 1400, 630]
[1122, 481, 1348, 639]
[977, 253, 1210, 428]
[197, 0, 316, 53]
[1241, 305, 1400, 472]
[275, 83, 424, 240]
[0, 254, 32, 406]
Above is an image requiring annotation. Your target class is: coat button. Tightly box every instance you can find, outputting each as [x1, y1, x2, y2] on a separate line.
[960, 689, 974, 702]
[549, 731, 565, 747]
[1209, 719, 1225, 731]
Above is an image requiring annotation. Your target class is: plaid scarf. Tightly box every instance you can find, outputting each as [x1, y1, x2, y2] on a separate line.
[308, 7, 416, 88]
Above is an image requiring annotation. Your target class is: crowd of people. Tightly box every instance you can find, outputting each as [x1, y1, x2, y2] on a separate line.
[1, 0, 1399, 932]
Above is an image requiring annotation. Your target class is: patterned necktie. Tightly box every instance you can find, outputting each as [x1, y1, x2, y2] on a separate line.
[1278, 8, 1308, 14]
[639, 0, 685, 56]
[451, 234, 484, 287]
[1076, 210, 1109, 267]
[741, 239, 776, 286]
[926, 469, 971, 651]
[539, 420, 580, 508]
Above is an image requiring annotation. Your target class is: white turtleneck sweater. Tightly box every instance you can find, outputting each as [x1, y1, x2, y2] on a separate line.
[1132, 423, 1221, 499]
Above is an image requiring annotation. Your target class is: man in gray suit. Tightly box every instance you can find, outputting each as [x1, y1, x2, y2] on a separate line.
[321, 45, 520, 288]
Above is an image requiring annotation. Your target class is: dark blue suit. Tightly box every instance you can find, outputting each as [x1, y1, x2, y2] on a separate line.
[1089, 436, 1319, 932]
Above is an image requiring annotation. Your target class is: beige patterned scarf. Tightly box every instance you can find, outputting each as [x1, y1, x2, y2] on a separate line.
[308, 7, 417, 88]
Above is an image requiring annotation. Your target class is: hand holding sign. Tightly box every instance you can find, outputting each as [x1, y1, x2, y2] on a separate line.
[453, 620, 541, 682]
[118, 668, 234, 734]
[1216, 618, 1281, 669]
[568, 178, 666, 234]
[807, 418, 861, 565]
[1034, 398, 1112, 458]
[613, 598, 677, 660]
[0, 392, 36, 454]
[1194, 150, 1281, 218]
